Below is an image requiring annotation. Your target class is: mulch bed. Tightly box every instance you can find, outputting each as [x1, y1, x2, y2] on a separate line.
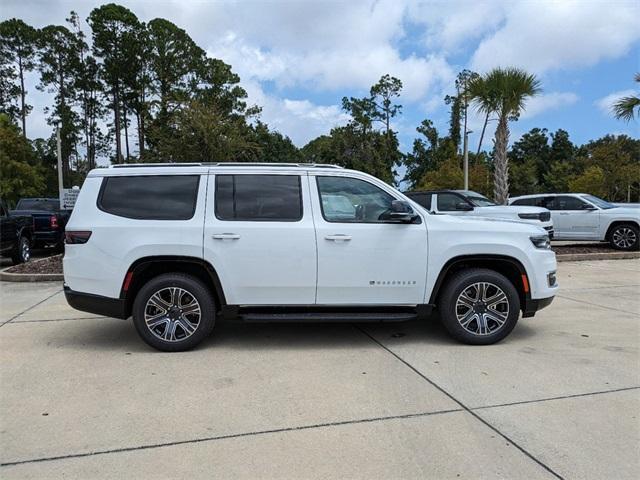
[5, 254, 63, 274]
[552, 243, 617, 255]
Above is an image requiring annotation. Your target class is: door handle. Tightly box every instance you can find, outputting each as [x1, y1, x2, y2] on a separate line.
[212, 233, 240, 240]
[325, 234, 352, 242]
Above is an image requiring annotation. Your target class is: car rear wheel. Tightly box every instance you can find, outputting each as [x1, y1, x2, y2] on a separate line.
[132, 273, 215, 352]
[439, 268, 520, 345]
[11, 236, 31, 265]
[609, 224, 639, 251]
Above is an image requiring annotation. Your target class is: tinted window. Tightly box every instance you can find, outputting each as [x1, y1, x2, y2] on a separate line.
[98, 175, 199, 220]
[544, 196, 587, 211]
[215, 175, 302, 221]
[437, 193, 464, 211]
[407, 193, 431, 210]
[511, 198, 538, 206]
[16, 199, 59, 211]
[317, 176, 397, 223]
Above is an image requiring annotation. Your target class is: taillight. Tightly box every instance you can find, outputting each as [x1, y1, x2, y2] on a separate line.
[50, 215, 59, 229]
[65, 231, 92, 244]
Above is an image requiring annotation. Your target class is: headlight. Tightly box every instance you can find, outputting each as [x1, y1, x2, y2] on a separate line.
[530, 235, 551, 249]
[519, 213, 540, 220]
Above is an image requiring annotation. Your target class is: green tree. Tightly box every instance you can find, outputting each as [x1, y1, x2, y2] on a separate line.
[470, 67, 541, 204]
[0, 114, 44, 205]
[88, 3, 143, 163]
[37, 24, 84, 181]
[569, 166, 607, 198]
[0, 19, 38, 136]
[403, 119, 441, 189]
[248, 121, 300, 163]
[612, 73, 640, 122]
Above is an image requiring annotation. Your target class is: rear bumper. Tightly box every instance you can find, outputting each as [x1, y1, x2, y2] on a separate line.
[64, 285, 128, 319]
[522, 296, 554, 318]
[34, 230, 63, 245]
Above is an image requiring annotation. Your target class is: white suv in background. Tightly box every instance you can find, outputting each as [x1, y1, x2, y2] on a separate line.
[63, 163, 558, 351]
[510, 193, 640, 250]
[406, 190, 554, 238]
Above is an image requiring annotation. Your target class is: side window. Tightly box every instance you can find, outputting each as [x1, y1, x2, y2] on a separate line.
[215, 175, 302, 222]
[0, 202, 7, 217]
[98, 175, 200, 220]
[437, 193, 463, 212]
[512, 197, 537, 206]
[408, 193, 431, 210]
[555, 195, 588, 210]
[316, 176, 397, 223]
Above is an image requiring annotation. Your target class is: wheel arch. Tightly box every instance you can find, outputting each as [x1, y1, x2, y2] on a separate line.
[121, 256, 227, 318]
[429, 255, 529, 309]
[605, 220, 639, 240]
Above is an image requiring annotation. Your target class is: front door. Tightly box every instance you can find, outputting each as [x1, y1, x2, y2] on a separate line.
[310, 174, 429, 305]
[544, 195, 600, 239]
[203, 171, 317, 305]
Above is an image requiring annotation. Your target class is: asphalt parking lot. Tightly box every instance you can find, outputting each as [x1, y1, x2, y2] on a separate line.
[1, 259, 638, 479]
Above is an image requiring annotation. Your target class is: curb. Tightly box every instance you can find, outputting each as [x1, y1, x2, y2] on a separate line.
[0, 269, 63, 282]
[556, 252, 640, 262]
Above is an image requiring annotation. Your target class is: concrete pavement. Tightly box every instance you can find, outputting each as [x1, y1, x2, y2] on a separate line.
[1, 259, 639, 479]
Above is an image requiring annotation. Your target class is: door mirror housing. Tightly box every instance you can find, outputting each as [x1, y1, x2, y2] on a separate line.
[383, 200, 417, 223]
[581, 203, 597, 211]
[455, 202, 474, 211]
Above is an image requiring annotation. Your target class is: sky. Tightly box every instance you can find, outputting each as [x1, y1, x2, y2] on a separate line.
[3, 0, 640, 160]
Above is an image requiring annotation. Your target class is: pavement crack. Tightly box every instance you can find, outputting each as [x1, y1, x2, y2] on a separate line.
[1, 290, 63, 327]
[473, 386, 640, 411]
[354, 325, 565, 480]
[0, 408, 462, 468]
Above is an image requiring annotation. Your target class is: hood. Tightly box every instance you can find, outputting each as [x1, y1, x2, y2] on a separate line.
[602, 206, 640, 217]
[432, 211, 548, 234]
[483, 205, 547, 214]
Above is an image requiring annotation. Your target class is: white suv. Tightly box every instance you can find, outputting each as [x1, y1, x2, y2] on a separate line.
[63, 163, 558, 351]
[406, 190, 554, 238]
[510, 193, 640, 250]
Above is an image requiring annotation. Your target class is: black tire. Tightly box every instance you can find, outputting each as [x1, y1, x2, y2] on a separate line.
[438, 268, 520, 345]
[132, 273, 215, 352]
[11, 236, 31, 265]
[609, 223, 639, 251]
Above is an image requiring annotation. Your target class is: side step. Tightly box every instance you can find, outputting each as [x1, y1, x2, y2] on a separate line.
[240, 312, 418, 323]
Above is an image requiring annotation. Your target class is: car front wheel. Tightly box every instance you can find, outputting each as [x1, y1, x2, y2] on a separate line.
[132, 273, 215, 352]
[439, 268, 521, 345]
[609, 224, 639, 251]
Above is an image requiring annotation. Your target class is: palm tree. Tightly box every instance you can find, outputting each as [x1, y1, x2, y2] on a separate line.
[470, 68, 541, 204]
[468, 76, 498, 156]
[612, 73, 640, 122]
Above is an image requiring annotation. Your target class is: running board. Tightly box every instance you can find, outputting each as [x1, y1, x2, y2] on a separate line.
[239, 312, 418, 323]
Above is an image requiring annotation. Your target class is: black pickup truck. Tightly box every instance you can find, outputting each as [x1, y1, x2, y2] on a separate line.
[11, 198, 70, 251]
[1, 199, 33, 264]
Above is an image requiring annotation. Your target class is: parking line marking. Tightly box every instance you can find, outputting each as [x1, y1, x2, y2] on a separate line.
[0, 408, 463, 468]
[0, 290, 63, 327]
[354, 326, 565, 480]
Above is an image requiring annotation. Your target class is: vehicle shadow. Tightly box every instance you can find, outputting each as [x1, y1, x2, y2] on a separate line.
[61, 313, 539, 353]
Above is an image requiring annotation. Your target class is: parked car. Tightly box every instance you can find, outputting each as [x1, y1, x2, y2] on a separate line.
[63, 163, 558, 351]
[0, 198, 33, 264]
[509, 193, 640, 250]
[406, 190, 554, 238]
[11, 197, 70, 251]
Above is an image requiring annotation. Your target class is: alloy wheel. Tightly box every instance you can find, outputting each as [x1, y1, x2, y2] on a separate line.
[612, 227, 637, 249]
[144, 287, 201, 342]
[455, 282, 510, 336]
[21, 240, 30, 262]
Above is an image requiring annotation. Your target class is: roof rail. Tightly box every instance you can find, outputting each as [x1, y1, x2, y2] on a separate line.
[110, 162, 344, 169]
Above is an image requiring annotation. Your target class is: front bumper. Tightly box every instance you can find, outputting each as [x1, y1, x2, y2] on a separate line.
[522, 296, 554, 318]
[64, 285, 128, 319]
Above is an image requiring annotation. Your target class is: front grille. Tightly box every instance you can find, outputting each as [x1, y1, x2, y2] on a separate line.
[540, 211, 551, 222]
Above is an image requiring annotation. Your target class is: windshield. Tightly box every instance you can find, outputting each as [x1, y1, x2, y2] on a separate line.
[15, 199, 59, 212]
[463, 191, 497, 207]
[581, 194, 615, 209]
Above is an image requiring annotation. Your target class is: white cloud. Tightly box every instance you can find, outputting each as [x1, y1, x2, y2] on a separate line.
[521, 92, 579, 119]
[595, 89, 638, 116]
[471, 0, 640, 74]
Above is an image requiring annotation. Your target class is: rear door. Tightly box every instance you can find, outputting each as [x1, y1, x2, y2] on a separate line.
[203, 170, 317, 305]
[310, 173, 428, 305]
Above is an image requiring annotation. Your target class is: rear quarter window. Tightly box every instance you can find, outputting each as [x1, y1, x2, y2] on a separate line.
[98, 175, 200, 220]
